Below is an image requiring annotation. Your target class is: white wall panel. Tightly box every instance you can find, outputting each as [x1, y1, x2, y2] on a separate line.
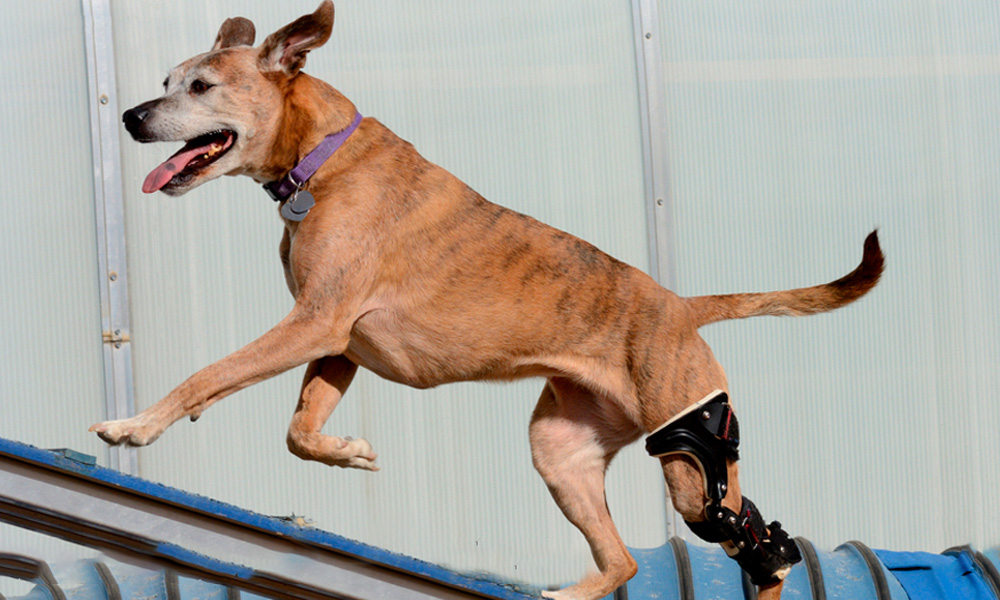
[658, 1, 1000, 552]
[0, 0, 109, 569]
[0, 3, 107, 462]
[110, 0, 659, 587]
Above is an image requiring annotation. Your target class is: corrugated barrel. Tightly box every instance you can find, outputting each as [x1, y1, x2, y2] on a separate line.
[5, 539, 1000, 599]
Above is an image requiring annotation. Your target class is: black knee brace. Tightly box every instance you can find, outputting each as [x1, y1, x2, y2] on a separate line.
[645, 389, 739, 504]
[645, 390, 801, 585]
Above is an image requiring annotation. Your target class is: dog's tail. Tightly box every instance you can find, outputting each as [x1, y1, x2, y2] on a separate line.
[684, 230, 884, 329]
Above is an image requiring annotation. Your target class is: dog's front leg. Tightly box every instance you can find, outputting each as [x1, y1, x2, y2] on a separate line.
[285, 355, 378, 471]
[90, 307, 344, 447]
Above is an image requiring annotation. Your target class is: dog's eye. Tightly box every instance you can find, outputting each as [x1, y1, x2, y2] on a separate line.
[189, 80, 213, 94]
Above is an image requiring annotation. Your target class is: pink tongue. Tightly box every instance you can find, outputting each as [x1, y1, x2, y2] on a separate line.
[142, 143, 214, 194]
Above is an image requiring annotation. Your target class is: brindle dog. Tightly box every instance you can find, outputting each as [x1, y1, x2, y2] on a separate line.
[93, 3, 883, 598]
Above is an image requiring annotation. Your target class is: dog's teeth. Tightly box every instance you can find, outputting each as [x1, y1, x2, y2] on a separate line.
[203, 145, 222, 160]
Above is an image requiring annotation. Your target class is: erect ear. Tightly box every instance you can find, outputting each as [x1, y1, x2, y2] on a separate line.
[212, 17, 256, 51]
[258, 0, 334, 76]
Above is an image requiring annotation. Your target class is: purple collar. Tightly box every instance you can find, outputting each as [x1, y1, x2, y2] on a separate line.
[263, 112, 363, 202]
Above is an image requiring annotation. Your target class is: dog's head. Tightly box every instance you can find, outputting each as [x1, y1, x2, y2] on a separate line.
[123, 1, 335, 195]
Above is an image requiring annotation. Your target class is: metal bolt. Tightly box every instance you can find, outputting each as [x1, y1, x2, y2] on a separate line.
[645, 32, 652, 39]
[702, 410, 711, 420]
[656, 198, 664, 206]
[114, 342, 121, 349]
[738, 541, 745, 549]
[109, 271, 118, 282]
[728, 516, 737, 525]
[720, 483, 727, 491]
[99, 94, 109, 105]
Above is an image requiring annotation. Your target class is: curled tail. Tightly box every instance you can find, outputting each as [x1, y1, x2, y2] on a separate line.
[684, 230, 884, 328]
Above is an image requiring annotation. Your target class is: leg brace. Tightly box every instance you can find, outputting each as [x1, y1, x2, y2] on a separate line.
[646, 390, 801, 586]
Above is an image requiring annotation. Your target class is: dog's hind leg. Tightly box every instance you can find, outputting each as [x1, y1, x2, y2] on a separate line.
[530, 378, 642, 600]
[660, 454, 795, 598]
[286, 354, 378, 471]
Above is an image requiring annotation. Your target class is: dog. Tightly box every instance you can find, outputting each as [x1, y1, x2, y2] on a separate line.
[93, 3, 884, 599]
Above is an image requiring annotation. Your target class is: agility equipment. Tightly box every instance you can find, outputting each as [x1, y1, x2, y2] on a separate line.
[3, 436, 999, 599]
[0, 437, 536, 600]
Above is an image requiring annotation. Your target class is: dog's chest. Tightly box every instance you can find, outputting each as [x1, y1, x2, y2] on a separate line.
[344, 307, 494, 389]
[344, 312, 440, 388]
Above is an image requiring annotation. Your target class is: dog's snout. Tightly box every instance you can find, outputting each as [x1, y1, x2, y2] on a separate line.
[123, 106, 148, 127]
[122, 99, 159, 141]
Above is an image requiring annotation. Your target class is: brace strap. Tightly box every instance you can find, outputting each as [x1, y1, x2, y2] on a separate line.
[688, 496, 802, 586]
[645, 390, 739, 503]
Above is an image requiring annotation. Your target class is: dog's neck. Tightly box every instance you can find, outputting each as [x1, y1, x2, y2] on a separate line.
[262, 111, 362, 208]
[254, 73, 359, 183]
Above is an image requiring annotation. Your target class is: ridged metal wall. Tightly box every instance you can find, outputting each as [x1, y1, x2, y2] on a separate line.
[1, 0, 999, 592]
[0, 0, 109, 577]
[659, 1, 1000, 552]
[0, 2, 107, 457]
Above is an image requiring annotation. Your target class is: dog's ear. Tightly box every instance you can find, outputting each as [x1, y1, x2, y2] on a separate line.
[258, 0, 334, 76]
[212, 17, 256, 51]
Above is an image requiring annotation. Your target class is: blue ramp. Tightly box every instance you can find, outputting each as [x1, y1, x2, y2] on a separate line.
[3, 437, 1000, 600]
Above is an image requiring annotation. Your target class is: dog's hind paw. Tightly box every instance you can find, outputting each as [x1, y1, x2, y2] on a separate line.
[541, 590, 575, 600]
[541, 570, 630, 600]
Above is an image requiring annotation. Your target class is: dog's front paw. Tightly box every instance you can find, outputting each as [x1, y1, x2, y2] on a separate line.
[287, 432, 380, 471]
[89, 417, 162, 447]
[336, 437, 379, 471]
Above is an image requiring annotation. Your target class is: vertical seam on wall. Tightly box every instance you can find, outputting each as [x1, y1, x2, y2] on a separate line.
[631, 0, 679, 540]
[630, 0, 677, 292]
[81, 0, 137, 474]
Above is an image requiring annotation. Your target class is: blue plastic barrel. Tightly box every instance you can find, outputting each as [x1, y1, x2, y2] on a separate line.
[610, 538, 1000, 600]
[5, 540, 1000, 599]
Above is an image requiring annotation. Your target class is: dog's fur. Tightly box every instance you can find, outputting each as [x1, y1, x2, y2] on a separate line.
[93, 3, 884, 599]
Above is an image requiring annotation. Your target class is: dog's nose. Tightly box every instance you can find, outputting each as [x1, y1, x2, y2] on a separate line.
[122, 98, 163, 140]
[122, 106, 148, 133]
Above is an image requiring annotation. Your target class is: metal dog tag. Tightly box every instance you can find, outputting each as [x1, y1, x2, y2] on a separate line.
[281, 190, 315, 222]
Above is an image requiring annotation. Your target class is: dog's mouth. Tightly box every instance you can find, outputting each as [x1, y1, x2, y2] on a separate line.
[142, 130, 236, 194]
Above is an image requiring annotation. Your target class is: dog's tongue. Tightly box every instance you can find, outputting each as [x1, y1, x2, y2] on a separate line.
[141, 142, 215, 194]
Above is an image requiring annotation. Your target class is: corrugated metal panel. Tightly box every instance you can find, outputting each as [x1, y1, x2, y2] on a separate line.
[657, 1, 1000, 552]
[0, 0, 108, 561]
[110, 0, 660, 586]
[0, 2, 106, 454]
